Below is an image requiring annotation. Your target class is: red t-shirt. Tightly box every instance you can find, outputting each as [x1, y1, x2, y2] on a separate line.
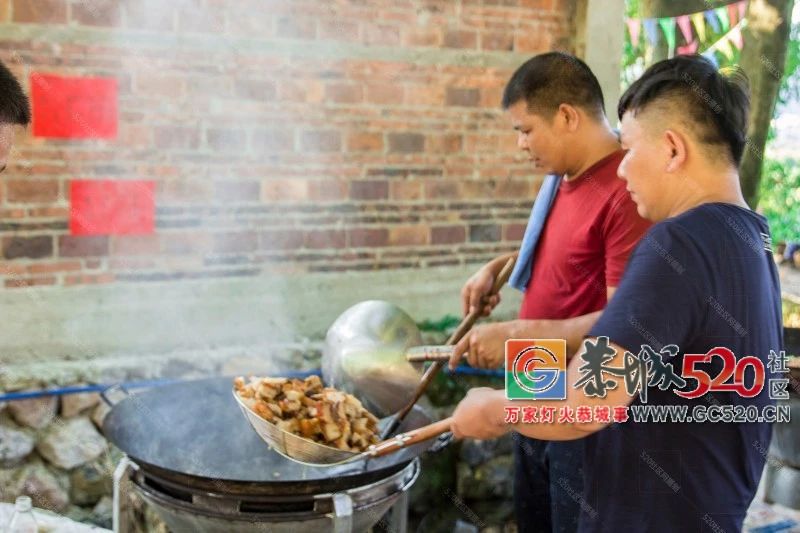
[519, 150, 651, 320]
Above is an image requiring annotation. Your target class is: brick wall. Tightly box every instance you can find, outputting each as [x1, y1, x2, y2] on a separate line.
[0, 0, 574, 290]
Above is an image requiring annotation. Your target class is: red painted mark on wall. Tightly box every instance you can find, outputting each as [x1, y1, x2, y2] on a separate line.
[31, 73, 118, 139]
[70, 180, 155, 236]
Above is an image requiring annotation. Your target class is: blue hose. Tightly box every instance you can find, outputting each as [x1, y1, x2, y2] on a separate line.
[0, 366, 496, 402]
[0, 369, 320, 402]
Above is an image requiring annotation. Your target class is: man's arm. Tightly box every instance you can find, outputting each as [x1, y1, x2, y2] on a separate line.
[451, 338, 636, 441]
[506, 309, 604, 355]
[449, 306, 608, 369]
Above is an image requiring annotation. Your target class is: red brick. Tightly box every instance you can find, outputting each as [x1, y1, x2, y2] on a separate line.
[514, 30, 551, 52]
[27, 260, 82, 274]
[158, 180, 212, 203]
[469, 224, 502, 242]
[388, 133, 425, 153]
[71, 0, 121, 27]
[235, 79, 277, 100]
[444, 30, 477, 49]
[404, 84, 444, 106]
[252, 128, 294, 152]
[275, 16, 316, 39]
[431, 226, 466, 245]
[212, 231, 258, 254]
[308, 180, 348, 201]
[0, 261, 27, 276]
[481, 31, 514, 51]
[306, 229, 346, 249]
[365, 83, 404, 105]
[214, 181, 260, 202]
[63, 273, 114, 286]
[346, 132, 383, 152]
[325, 83, 363, 104]
[207, 129, 247, 152]
[13, 0, 66, 23]
[5, 276, 57, 288]
[135, 75, 185, 97]
[161, 232, 211, 255]
[112, 235, 161, 256]
[429, 134, 463, 153]
[260, 229, 304, 250]
[403, 27, 442, 47]
[6, 180, 59, 203]
[28, 206, 69, 218]
[2, 236, 53, 259]
[58, 236, 109, 257]
[348, 228, 388, 247]
[318, 19, 360, 42]
[364, 24, 400, 46]
[262, 179, 308, 202]
[446, 87, 480, 107]
[504, 223, 526, 241]
[390, 226, 429, 246]
[391, 181, 422, 201]
[0, 0, 10, 22]
[153, 126, 200, 150]
[350, 180, 388, 200]
[300, 131, 341, 153]
[425, 180, 460, 199]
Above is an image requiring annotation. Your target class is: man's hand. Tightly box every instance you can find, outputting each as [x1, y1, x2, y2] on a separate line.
[451, 387, 508, 440]
[449, 322, 515, 370]
[461, 265, 501, 317]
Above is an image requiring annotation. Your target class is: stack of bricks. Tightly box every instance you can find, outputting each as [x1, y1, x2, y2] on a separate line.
[0, 0, 573, 289]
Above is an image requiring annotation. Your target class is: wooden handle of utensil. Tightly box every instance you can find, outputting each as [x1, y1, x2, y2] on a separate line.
[445, 256, 516, 345]
[405, 345, 455, 362]
[381, 257, 516, 440]
[370, 417, 453, 458]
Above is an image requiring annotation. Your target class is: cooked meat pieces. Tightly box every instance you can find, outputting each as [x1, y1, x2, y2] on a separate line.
[234, 375, 380, 452]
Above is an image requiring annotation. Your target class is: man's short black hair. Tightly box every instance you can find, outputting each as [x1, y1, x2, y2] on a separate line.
[501, 52, 606, 119]
[0, 59, 30, 126]
[618, 55, 750, 165]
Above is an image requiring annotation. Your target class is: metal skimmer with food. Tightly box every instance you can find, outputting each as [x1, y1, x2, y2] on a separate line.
[234, 374, 381, 452]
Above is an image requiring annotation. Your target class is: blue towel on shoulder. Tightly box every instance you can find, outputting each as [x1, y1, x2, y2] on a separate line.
[508, 174, 562, 292]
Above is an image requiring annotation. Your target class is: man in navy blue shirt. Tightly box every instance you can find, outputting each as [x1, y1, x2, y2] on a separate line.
[450, 55, 783, 532]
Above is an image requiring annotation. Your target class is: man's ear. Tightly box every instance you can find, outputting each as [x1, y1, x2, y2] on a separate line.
[663, 129, 688, 172]
[557, 103, 581, 132]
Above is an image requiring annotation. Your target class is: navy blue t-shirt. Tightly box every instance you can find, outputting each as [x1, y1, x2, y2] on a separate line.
[583, 203, 783, 532]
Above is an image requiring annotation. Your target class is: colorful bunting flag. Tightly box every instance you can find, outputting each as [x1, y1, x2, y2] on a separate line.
[626, 18, 642, 45]
[727, 2, 739, 26]
[658, 17, 678, 56]
[715, 6, 730, 32]
[705, 10, 721, 33]
[716, 36, 735, 59]
[643, 18, 660, 45]
[691, 12, 707, 41]
[729, 25, 744, 49]
[677, 15, 693, 43]
[738, 1, 747, 22]
[677, 40, 700, 55]
[702, 51, 719, 67]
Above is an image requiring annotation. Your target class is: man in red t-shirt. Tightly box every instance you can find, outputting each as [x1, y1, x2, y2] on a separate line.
[449, 53, 651, 532]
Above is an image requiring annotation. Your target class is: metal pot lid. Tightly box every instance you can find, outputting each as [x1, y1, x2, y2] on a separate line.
[102, 377, 433, 488]
[322, 300, 425, 417]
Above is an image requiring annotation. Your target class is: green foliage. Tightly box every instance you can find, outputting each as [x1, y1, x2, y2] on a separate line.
[417, 315, 461, 333]
[758, 157, 800, 242]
